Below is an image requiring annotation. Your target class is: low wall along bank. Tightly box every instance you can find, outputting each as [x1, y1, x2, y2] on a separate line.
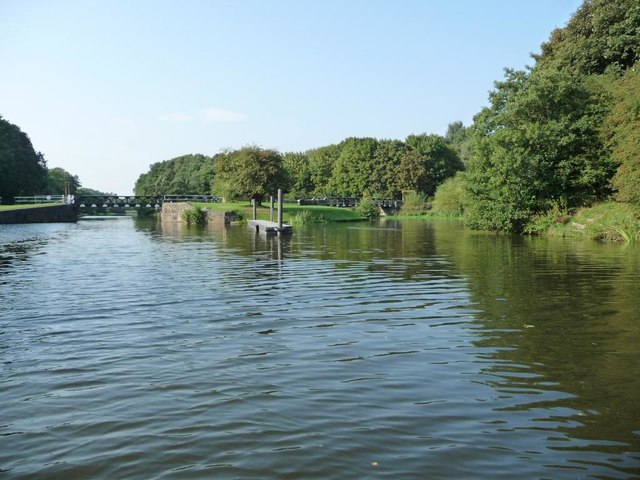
[161, 202, 238, 224]
[0, 205, 78, 224]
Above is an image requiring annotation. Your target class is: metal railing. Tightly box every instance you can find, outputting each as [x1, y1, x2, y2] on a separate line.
[162, 195, 222, 203]
[73, 194, 223, 208]
[14, 195, 73, 204]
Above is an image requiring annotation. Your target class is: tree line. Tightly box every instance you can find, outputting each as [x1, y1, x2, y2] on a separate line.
[134, 133, 467, 203]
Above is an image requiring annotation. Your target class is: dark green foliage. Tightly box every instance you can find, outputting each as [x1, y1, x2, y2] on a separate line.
[535, 0, 640, 75]
[0, 116, 47, 203]
[403, 134, 464, 196]
[445, 121, 473, 166]
[372, 139, 408, 198]
[212, 146, 287, 202]
[44, 167, 81, 195]
[460, 0, 638, 232]
[603, 65, 640, 205]
[328, 137, 379, 196]
[282, 152, 312, 199]
[135, 154, 215, 195]
[395, 151, 427, 196]
[465, 68, 615, 232]
[306, 144, 340, 197]
[282, 136, 460, 200]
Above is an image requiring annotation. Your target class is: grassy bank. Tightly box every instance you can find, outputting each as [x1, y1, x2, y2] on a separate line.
[192, 202, 365, 223]
[0, 204, 60, 211]
[537, 202, 640, 243]
[387, 201, 640, 243]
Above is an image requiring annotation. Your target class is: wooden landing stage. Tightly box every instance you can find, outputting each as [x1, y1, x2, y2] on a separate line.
[248, 220, 292, 235]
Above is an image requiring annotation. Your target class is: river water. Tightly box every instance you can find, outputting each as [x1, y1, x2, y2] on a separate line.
[1, 216, 639, 479]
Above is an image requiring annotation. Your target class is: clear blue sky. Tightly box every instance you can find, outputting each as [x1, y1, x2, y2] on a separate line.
[1, 0, 582, 195]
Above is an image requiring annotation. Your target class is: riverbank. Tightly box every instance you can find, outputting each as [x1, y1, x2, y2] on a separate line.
[0, 204, 78, 224]
[191, 201, 366, 224]
[536, 202, 640, 242]
[409, 201, 640, 243]
[0, 204, 61, 211]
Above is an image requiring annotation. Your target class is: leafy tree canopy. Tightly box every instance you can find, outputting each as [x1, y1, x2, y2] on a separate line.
[135, 154, 216, 195]
[283, 152, 312, 199]
[212, 146, 287, 202]
[44, 167, 81, 195]
[445, 121, 473, 166]
[0, 116, 47, 203]
[403, 134, 464, 196]
[464, 68, 615, 231]
[603, 65, 640, 205]
[306, 144, 341, 197]
[328, 137, 379, 197]
[535, 0, 640, 75]
[453, 0, 639, 232]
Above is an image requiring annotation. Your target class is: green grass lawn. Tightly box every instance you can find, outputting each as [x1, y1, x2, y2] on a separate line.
[192, 201, 365, 223]
[0, 204, 59, 211]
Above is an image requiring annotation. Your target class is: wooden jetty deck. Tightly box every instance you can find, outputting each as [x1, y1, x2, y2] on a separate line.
[248, 219, 293, 235]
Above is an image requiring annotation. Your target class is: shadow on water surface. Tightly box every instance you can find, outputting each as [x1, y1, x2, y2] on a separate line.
[429, 222, 640, 473]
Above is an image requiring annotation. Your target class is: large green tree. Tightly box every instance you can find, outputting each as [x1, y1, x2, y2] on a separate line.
[44, 167, 81, 195]
[372, 139, 408, 198]
[445, 121, 472, 166]
[282, 152, 312, 199]
[327, 137, 379, 197]
[464, 68, 615, 232]
[534, 0, 640, 75]
[135, 154, 215, 195]
[0, 116, 47, 203]
[212, 146, 287, 203]
[401, 134, 463, 196]
[306, 144, 341, 197]
[603, 65, 640, 206]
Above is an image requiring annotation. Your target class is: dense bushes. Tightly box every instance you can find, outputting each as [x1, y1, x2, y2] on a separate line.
[431, 174, 466, 217]
[451, 0, 640, 234]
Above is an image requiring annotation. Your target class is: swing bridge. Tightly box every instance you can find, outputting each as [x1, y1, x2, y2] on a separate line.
[73, 195, 222, 209]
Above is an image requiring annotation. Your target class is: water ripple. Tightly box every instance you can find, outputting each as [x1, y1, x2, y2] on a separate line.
[0, 219, 638, 478]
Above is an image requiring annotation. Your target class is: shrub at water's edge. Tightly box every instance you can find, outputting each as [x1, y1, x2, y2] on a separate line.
[528, 202, 640, 243]
[399, 191, 429, 216]
[354, 195, 380, 220]
[181, 205, 206, 226]
[431, 173, 466, 218]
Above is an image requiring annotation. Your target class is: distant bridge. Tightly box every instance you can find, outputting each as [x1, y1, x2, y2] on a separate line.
[15, 194, 401, 210]
[73, 195, 401, 209]
[74, 195, 222, 209]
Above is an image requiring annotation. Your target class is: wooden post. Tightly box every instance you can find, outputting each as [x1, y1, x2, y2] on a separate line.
[277, 188, 283, 230]
[252, 199, 257, 220]
[270, 196, 274, 222]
